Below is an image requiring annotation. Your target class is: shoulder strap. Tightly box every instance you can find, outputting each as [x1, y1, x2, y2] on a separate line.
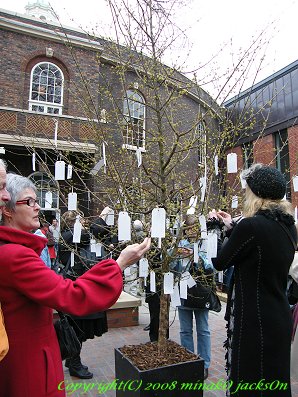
[278, 222, 297, 251]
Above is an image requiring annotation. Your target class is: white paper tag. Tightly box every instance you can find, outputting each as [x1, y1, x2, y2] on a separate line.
[70, 251, 75, 268]
[200, 177, 207, 202]
[118, 211, 131, 241]
[293, 176, 298, 192]
[295, 206, 298, 223]
[227, 153, 238, 174]
[32, 152, 36, 171]
[67, 164, 73, 180]
[139, 258, 149, 278]
[90, 239, 96, 253]
[199, 214, 208, 239]
[231, 195, 238, 209]
[45, 191, 52, 209]
[95, 243, 102, 257]
[136, 148, 142, 167]
[180, 277, 188, 299]
[55, 161, 65, 180]
[207, 231, 218, 262]
[106, 209, 115, 226]
[240, 172, 247, 189]
[150, 271, 156, 292]
[185, 271, 197, 288]
[217, 270, 223, 283]
[54, 119, 58, 147]
[72, 217, 82, 243]
[187, 196, 197, 215]
[124, 267, 131, 276]
[163, 272, 174, 294]
[68, 193, 77, 211]
[193, 242, 199, 263]
[170, 283, 181, 307]
[151, 208, 166, 238]
[214, 155, 219, 175]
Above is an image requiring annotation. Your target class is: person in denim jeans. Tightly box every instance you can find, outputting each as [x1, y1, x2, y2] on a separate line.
[172, 224, 212, 380]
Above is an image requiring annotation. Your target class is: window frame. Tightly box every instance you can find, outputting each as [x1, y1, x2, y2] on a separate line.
[28, 171, 60, 210]
[122, 89, 146, 151]
[29, 62, 64, 115]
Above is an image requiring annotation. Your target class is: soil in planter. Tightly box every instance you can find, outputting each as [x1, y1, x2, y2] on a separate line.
[119, 339, 199, 371]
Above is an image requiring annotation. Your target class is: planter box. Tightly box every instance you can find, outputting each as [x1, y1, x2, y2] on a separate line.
[115, 346, 204, 396]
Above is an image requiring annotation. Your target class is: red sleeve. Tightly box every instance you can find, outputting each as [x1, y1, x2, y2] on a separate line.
[2, 245, 123, 316]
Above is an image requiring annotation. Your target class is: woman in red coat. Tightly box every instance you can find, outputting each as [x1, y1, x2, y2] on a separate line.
[0, 173, 150, 397]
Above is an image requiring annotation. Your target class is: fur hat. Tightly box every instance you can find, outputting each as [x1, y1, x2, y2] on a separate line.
[243, 164, 286, 200]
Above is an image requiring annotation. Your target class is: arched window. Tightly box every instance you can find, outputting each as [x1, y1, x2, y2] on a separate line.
[28, 172, 59, 209]
[196, 122, 206, 166]
[123, 90, 145, 150]
[29, 62, 64, 114]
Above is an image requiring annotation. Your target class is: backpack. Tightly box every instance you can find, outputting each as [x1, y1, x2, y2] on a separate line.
[0, 304, 9, 362]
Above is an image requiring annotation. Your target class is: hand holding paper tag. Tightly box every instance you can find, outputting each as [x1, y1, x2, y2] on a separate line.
[116, 237, 151, 271]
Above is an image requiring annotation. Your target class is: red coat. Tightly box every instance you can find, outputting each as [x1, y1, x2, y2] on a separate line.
[0, 226, 123, 397]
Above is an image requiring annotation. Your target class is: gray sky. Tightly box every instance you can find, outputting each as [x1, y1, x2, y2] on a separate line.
[1, 0, 297, 101]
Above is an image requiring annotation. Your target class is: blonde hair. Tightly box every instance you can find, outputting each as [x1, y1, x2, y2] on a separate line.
[61, 210, 80, 229]
[243, 185, 294, 218]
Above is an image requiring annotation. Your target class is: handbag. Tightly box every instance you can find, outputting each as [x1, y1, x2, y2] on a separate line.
[54, 311, 83, 360]
[181, 264, 222, 312]
[0, 303, 9, 362]
[278, 222, 298, 283]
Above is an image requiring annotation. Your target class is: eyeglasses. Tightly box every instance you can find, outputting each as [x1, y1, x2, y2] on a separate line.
[16, 198, 39, 207]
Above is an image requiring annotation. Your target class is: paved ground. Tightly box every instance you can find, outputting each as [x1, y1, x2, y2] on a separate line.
[63, 299, 298, 397]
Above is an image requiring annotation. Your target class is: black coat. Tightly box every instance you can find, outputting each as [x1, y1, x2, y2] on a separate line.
[212, 211, 296, 396]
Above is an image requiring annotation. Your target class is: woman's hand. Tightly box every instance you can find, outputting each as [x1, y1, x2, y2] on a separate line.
[217, 210, 233, 229]
[116, 237, 151, 271]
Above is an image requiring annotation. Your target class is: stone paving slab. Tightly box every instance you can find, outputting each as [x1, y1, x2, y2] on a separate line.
[62, 300, 298, 397]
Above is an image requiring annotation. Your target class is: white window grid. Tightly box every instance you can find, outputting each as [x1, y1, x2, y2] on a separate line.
[29, 62, 64, 115]
[122, 90, 145, 150]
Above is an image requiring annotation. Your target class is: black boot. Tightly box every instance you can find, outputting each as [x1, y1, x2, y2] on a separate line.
[68, 354, 93, 379]
[65, 358, 88, 370]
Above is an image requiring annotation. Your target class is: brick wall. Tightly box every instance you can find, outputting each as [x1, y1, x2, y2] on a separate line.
[253, 134, 275, 165]
[107, 307, 139, 328]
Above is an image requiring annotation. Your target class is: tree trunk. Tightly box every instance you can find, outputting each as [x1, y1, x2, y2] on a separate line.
[157, 292, 170, 354]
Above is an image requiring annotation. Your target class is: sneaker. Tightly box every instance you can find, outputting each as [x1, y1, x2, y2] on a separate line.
[204, 368, 208, 380]
[143, 324, 150, 331]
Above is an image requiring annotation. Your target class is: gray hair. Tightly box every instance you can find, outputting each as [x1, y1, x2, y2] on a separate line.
[0, 159, 7, 170]
[5, 173, 37, 210]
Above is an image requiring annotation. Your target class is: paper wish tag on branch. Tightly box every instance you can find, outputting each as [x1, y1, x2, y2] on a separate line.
[170, 283, 181, 308]
[68, 192, 77, 211]
[231, 195, 238, 209]
[227, 153, 237, 174]
[106, 209, 115, 226]
[199, 214, 208, 239]
[139, 258, 149, 278]
[72, 216, 82, 243]
[44, 191, 52, 209]
[200, 177, 207, 202]
[67, 164, 73, 180]
[151, 208, 166, 238]
[214, 155, 219, 176]
[207, 231, 218, 263]
[55, 161, 65, 180]
[163, 272, 174, 294]
[240, 172, 247, 189]
[293, 176, 298, 192]
[187, 196, 197, 215]
[150, 270, 156, 293]
[179, 276, 188, 299]
[118, 211, 131, 241]
[184, 271, 196, 288]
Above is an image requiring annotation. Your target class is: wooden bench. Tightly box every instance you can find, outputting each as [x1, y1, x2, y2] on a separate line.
[107, 291, 142, 328]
